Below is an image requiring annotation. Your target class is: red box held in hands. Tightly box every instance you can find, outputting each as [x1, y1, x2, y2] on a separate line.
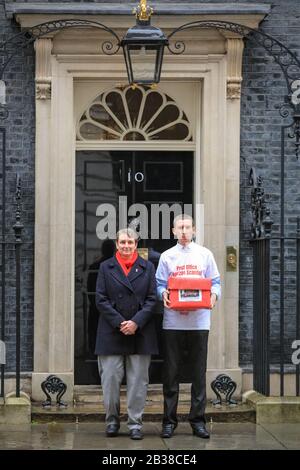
[167, 277, 212, 310]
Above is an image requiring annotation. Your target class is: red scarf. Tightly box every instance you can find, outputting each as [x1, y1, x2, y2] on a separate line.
[116, 250, 138, 276]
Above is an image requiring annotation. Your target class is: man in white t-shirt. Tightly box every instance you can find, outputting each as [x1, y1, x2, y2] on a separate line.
[156, 214, 221, 439]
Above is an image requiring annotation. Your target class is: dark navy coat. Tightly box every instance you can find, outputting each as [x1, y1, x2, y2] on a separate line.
[95, 255, 158, 355]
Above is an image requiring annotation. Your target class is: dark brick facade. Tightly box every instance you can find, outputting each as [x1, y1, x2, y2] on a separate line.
[238, 0, 300, 367]
[1, 0, 35, 371]
[1, 0, 300, 371]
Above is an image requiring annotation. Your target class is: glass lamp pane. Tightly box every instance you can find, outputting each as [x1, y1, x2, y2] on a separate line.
[130, 46, 157, 83]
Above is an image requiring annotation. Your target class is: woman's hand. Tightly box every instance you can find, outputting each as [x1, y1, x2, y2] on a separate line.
[120, 320, 138, 335]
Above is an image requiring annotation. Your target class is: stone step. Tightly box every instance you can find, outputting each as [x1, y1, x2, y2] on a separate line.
[31, 402, 255, 424]
[32, 384, 254, 423]
[74, 385, 191, 404]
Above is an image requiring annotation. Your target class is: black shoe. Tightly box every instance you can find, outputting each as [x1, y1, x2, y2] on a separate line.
[161, 423, 177, 438]
[191, 423, 210, 439]
[130, 428, 143, 440]
[106, 424, 119, 437]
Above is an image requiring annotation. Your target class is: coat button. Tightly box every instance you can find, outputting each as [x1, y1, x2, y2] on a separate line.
[118, 294, 123, 298]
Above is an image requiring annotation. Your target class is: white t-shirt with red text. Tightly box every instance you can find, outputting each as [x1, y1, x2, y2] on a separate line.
[156, 242, 221, 330]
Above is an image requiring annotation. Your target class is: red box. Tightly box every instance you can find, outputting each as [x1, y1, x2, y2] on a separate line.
[167, 277, 212, 310]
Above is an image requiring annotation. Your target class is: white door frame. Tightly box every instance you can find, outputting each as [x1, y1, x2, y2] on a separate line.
[29, 19, 252, 400]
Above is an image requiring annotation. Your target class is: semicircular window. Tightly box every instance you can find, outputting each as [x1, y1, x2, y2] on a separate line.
[77, 85, 192, 142]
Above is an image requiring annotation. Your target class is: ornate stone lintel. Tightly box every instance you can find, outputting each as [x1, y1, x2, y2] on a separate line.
[34, 38, 53, 100]
[226, 38, 244, 100]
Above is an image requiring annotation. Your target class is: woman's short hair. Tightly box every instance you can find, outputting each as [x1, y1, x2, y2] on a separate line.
[116, 227, 139, 241]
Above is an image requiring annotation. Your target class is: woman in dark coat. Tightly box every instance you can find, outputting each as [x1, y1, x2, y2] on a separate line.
[95, 228, 158, 440]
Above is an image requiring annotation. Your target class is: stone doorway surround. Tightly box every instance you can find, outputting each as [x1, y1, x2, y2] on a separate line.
[11, 3, 269, 402]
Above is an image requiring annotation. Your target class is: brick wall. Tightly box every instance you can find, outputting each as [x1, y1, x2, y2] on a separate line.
[1, 0, 35, 372]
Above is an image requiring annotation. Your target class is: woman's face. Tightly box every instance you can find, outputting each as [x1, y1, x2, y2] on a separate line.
[116, 233, 137, 259]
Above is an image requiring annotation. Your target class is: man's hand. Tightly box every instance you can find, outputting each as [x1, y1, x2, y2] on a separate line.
[120, 320, 138, 335]
[210, 293, 217, 309]
[162, 289, 171, 308]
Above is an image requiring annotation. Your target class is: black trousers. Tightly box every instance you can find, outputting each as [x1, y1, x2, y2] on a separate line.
[162, 329, 209, 426]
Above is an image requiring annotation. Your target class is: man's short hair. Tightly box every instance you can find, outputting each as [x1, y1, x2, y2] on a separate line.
[173, 214, 195, 228]
[116, 227, 139, 241]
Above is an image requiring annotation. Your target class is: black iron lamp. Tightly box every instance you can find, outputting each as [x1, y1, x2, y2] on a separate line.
[121, 0, 168, 85]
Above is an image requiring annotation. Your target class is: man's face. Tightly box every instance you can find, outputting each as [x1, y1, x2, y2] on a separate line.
[172, 218, 195, 246]
[116, 233, 137, 258]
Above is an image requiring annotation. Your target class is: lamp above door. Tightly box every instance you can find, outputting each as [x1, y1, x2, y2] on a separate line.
[121, 0, 168, 85]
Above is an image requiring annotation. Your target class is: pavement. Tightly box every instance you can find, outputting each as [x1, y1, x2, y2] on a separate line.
[0, 421, 299, 450]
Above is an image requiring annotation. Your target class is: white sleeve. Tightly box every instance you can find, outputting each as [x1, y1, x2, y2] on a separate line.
[155, 254, 170, 300]
[205, 252, 221, 299]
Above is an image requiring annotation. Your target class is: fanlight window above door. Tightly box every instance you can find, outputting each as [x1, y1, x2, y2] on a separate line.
[77, 85, 192, 141]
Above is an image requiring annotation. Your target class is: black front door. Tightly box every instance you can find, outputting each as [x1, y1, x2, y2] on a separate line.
[75, 150, 193, 384]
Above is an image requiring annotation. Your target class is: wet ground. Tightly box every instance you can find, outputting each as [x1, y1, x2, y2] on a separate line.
[0, 421, 299, 450]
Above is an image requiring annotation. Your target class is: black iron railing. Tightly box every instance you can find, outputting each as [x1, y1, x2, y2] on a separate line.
[297, 221, 300, 396]
[250, 168, 300, 396]
[0, 127, 6, 398]
[0, 172, 24, 399]
[252, 238, 271, 396]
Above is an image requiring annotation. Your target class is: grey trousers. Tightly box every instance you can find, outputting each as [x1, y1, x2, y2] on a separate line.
[98, 354, 151, 430]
